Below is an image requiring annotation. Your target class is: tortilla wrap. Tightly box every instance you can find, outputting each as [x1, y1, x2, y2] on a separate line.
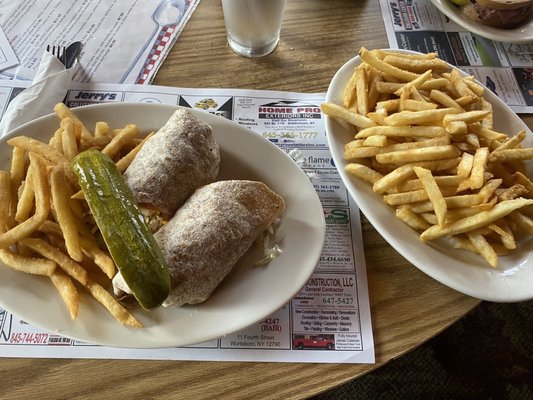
[124, 108, 220, 219]
[154, 180, 285, 307]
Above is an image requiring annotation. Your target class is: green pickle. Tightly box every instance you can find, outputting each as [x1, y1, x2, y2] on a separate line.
[72, 149, 170, 310]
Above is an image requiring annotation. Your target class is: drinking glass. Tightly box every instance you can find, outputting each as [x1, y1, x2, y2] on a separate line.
[221, 0, 287, 58]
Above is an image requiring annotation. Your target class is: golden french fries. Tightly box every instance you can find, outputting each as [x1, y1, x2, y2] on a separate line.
[0, 103, 152, 327]
[0, 249, 56, 276]
[85, 280, 142, 328]
[50, 269, 79, 319]
[322, 47, 533, 267]
[51, 166, 83, 262]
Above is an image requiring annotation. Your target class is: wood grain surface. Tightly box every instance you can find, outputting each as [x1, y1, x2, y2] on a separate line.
[3, 0, 532, 399]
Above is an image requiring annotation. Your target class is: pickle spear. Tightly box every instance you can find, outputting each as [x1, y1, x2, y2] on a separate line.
[72, 149, 170, 310]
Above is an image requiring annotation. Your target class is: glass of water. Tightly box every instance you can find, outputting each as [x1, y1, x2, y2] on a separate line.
[221, 0, 287, 58]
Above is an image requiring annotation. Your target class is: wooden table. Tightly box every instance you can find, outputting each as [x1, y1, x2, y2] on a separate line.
[3, 1, 531, 399]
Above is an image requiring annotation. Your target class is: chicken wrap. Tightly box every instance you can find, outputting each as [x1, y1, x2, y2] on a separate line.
[124, 108, 220, 220]
[154, 180, 285, 307]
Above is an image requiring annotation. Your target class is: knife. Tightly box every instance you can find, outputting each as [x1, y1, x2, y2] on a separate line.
[64, 41, 82, 69]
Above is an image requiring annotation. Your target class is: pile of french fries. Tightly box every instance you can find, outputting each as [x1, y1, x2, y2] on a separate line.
[0, 103, 154, 327]
[322, 47, 533, 267]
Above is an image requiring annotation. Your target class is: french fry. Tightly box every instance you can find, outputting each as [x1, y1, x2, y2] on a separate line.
[508, 211, 533, 235]
[367, 68, 381, 112]
[321, 102, 377, 129]
[50, 269, 79, 319]
[355, 64, 369, 115]
[7, 135, 78, 187]
[79, 236, 116, 279]
[443, 110, 491, 126]
[61, 118, 78, 161]
[85, 280, 142, 328]
[493, 219, 516, 250]
[397, 175, 464, 192]
[380, 136, 450, 153]
[376, 99, 401, 112]
[469, 124, 508, 141]
[51, 166, 83, 262]
[470, 147, 489, 190]
[115, 131, 154, 173]
[464, 76, 485, 97]
[359, 47, 419, 82]
[420, 198, 533, 241]
[94, 121, 110, 138]
[393, 70, 433, 97]
[0, 249, 56, 276]
[101, 124, 139, 159]
[36, 220, 115, 279]
[0, 153, 50, 249]
[363, 135, 387, 147]
[345, 163, 383, 184]
[450, 69, 477, 98]
[466, 232, 498, 267]
[354, 125, 446, 139]
[489, 148, 533, 163]
[20, 238, 89, 285]
[344, 146, 380, 160]
[450, 236, 507, 256]
[15, 170, 34, 222]
[373, 165, 414, 194]
[376, 81, 403, 94]
[496, 184, 528, 201]
[429, 89, 465, 112]
[493, 130, 526, 152]
[0, 171, 11, 231]
[403, 99, 438, 111]
[7, 136, 64, 164]
[383, 54, 449, 73]
[513, 172, 533, 196]
[383, 108, 459, 126]
[395, 206, 430, 231]
[383, 188, 430, 206]
[402, 158, 461, 172]
[414, 167, 447, 226]
[9, 146, 25, 225]
[375, 145, 460, 164]
[54, 102, 93, 144]
[49, 128, 63, 153]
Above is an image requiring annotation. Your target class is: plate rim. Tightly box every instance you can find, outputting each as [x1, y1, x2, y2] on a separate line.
[0, 102, 326, 347]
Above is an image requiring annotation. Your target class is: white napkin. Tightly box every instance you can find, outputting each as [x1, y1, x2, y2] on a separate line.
[0, 51, 77, 138]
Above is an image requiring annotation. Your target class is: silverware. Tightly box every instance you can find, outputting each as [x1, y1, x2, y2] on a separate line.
[64, 41, 82, 69]
[46, 44, 66, 65]
[46, 42, 82, 68]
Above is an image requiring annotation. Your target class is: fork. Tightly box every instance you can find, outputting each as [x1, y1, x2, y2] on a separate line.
[46, 44, 66, 66]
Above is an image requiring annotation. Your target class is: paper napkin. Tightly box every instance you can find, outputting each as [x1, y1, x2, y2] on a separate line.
[0, 50, 77, 138]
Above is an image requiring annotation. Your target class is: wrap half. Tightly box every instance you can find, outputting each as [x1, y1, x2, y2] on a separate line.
[124, 109, 220, 220]
[154, 180, 285, 307]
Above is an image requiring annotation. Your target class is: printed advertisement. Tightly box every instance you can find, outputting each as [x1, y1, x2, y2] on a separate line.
[380, 0, 533, 113]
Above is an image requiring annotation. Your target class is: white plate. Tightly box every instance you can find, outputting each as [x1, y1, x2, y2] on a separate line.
[430, 0, 533, 43]
[325, 49, 533, 302]
[0, 103, 326, 347]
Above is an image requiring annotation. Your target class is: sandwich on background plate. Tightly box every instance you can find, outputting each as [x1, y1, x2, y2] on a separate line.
[450, 0, 532, 28]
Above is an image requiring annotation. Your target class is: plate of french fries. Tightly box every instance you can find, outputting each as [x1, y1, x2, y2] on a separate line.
[322, 47, 533, 302]
[0, 102, 325, 347]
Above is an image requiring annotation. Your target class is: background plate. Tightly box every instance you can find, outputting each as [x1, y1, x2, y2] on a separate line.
[325, 49, 533, 302]
[0, 103, 326, 348]
[429, 0, 533, 43]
